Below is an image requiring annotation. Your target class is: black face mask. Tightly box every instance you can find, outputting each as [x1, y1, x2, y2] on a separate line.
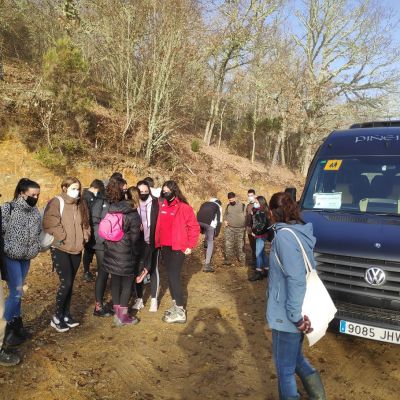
[229, 201, 236, 206]
[139, 193, 150, 201]
[25, 196, 38, 207]
[163, 191, 175, 202]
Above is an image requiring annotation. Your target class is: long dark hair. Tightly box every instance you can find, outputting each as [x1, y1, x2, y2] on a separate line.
[162, 180, 188, 204]
[60, 176, 90, 229]
[256, 195, 268, 212]
[269, 192, 302, 224]
[13, 178, 40, 200]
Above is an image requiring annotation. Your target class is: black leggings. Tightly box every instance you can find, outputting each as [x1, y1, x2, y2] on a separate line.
[111, 275, 133, 307]
[94, 250, 110, 303]
[51, 248, 81, 318]
[136, 247, 160, 300]
[162, 246, 185, 307]
[82, 246, 95, 273]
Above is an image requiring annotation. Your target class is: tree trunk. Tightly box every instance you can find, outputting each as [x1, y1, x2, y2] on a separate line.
[271, 134, 281, 166]
[218, 102, 226, 148]
[300, 144, 312, 177]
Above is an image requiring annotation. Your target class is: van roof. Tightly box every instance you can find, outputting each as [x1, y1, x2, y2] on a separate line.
[350, 120, 400, 128]
[318, 127, 400, 157]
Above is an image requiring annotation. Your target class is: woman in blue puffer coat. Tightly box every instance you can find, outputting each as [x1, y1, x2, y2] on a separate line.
[267, 192, 326, 400]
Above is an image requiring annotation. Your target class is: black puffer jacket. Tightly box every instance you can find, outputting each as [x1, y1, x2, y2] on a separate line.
[102, 201, 142, 276]
[89, 192, 109, 251]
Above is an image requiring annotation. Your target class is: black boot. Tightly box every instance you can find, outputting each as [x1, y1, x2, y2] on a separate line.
[14, 317, 32, 340]
[249, 270, 264, 281]
[4, 319, 25, 347]
[301, 372, 326, 400]
[0, 347, 20, 366]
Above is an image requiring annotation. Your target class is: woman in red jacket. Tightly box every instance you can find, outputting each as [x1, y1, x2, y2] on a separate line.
[155, 180, 200, 324]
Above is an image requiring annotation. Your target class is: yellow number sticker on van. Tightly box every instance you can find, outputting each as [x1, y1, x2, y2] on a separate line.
[324, 160, 343, 171]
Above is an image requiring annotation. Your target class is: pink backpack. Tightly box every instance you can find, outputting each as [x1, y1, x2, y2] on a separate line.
[98, 213, 124, 241]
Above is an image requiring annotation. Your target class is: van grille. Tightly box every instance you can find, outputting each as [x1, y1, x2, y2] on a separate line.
[315, 253, 400, 301]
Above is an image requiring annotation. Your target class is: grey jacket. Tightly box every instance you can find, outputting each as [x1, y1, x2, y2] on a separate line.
[1, 196, 41, 260]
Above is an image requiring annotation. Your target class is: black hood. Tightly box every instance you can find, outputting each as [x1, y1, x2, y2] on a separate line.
[108, 201, 136, 215]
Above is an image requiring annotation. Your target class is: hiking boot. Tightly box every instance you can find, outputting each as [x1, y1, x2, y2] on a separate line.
[64, 315, 79, 328]
[301, 372, 326, 400]
[83, 271, 95, 282]
[149, 298, 158, 312]
[116, 307, 139, 326]
[14, 317, 32, 340]
[93, 303, 112, 317]
[132, 298, 144, 310]
[249, 270, 264, 282]
[4, 320, 24, 347]
[50, 316, 70, 333]
[162, 306, 186, 324]
[0, 348, 20, 366]
[203, 264, 215, 273]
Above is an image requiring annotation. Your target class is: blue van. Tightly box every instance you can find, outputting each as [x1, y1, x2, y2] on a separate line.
[299, 123, 400, 344]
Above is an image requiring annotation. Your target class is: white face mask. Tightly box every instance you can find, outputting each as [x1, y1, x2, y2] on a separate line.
[67, 187, 80, 199]
[248, 195, 255, 203]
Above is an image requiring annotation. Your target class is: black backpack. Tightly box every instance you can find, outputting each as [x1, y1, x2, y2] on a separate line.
[252, 210, 270, 236]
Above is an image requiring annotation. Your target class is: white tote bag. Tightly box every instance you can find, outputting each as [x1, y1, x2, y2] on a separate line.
[275, 228, 337, 346]
[39, 196, 65, 252]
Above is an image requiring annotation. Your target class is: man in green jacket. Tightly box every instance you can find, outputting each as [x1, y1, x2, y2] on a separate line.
[223, 192, 246, 266]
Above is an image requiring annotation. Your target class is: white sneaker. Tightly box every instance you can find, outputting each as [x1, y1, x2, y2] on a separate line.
[164, 300, 177, 316]
[162, 306, 186, 324]
[149, 298, 158, 312]
[132, 298, 144, 310]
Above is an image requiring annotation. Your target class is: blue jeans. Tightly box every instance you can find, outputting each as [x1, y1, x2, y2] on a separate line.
[4, 256, 30, 321]
[272, 329, 315, 399]
[255, 237, 268, 270]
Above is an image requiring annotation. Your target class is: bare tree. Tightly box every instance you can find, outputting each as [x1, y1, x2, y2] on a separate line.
[293, 0, 400, 175]
[202, 0, 281, 146]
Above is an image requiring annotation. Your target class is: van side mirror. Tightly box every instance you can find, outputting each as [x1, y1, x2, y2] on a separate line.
[285, 187, 297, 202]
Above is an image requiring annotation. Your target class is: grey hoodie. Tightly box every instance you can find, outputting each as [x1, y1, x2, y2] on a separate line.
[266, 222, 316, 333]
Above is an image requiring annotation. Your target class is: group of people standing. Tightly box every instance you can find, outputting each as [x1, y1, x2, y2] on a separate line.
[197, 188, 273, 281]
[0, 174, 200, 362]
[0, 176, 326, 400]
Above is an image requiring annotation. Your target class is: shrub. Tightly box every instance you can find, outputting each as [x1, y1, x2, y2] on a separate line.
[191, 139, 200, 153]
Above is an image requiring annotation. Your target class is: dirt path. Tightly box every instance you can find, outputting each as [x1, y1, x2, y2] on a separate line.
[1, 239, 400, 400]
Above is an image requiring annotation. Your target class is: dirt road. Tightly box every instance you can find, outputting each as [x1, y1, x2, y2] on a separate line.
[0, 239, 399, 400]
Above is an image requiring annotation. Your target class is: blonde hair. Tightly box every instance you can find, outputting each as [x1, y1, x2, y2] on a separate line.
[127, 186, 140, 208]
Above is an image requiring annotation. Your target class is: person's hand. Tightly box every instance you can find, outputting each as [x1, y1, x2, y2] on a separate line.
[184, 248, 192, 255]
[295, 315, 313, 334]
[251, 233, 256, 237]
[140, 224, 144, 231]
[136, 268, 148, 283]
[224, 221, 228, 227]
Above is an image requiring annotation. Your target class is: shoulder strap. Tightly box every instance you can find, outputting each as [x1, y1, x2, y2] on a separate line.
[279, 228, 313, 274]
[8, 202, 14, 215]
[55, 196, 65, 216]
[242, 203, 245, 213]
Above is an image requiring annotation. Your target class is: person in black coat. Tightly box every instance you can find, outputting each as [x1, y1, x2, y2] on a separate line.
[82, 179, 105, 282]
[102, 179, 142, 326]
[197, 198, 222, 272]
[132, 181, 160, 312]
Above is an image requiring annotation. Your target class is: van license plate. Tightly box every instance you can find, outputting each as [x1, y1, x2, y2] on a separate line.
[340, 320, 400, 344]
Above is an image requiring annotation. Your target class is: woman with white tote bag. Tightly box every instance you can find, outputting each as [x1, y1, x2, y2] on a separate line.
[267, 192, 327, 400]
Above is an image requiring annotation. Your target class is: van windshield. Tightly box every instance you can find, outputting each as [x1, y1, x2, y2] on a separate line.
[302, 157, 400, 215]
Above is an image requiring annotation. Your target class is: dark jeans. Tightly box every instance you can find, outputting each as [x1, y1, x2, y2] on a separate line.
[111, 275, 133, 307]
[94, 250, 109, 303]
[3, 257, 30, 321]
[162, 246, 185, 307]
[136, 246, 160, 300]
[272, 329, 315, 399]
[51, 248, 81, 319]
